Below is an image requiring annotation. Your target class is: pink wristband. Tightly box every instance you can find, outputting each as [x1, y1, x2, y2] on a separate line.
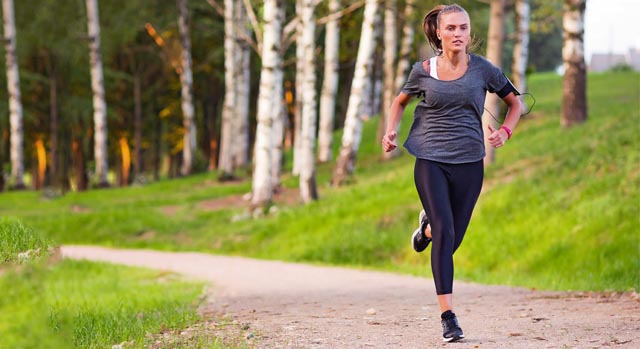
[500, 125, 512, 140]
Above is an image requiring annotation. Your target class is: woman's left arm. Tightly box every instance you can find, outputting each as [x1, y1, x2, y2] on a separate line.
[487, 92, 523, 147]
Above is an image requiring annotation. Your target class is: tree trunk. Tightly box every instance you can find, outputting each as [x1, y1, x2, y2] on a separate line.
[512, 0, 530, 108]
[218, 0, 237, 178]
[251, 0, 285, 210]
[360, 11, 382, 122]
[394, 0, 415, 93]
[381, 0, 399, 160]
[86, 0, 109, 187]
[562, 0, 587, 127]
[2, 0, 25, 188]
[177, 0, 196, 176]
[49, 64, 58, 187]
[317, 0, 340, 163]
[292, 0, 304, 176]
[482, 0, 505, 166]
[332, 0, 379, 186]
[234, 0, 250, 169]
[72, 137, 87, 191]
[119, 136, 130, 186]
[133, 73, 142, 177]
[298, 0, 318, 203]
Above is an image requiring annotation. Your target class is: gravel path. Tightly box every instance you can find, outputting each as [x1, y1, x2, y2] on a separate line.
[62, 246, 639, 348]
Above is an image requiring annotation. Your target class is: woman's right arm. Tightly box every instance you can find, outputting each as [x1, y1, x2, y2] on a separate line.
[382, 92, 413, 152]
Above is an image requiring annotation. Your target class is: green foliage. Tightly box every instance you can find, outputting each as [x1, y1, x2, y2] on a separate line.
[0, 259, 209, 348]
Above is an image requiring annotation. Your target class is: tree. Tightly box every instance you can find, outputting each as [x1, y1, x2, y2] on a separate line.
[86, 0, 109, 187]
[380, 0, 398, 160]
[177, 0, 196, 176]
[481, 0, 506, 166]
[561, 0, 586, 127]
[251, 0, 285, 210]
[317, 0, 340, 163]
[2, 0, 24, 189]
[298, 0, 318, 203]
[218, 0, 237, 178]
[332, 0, 379, 186]
[512, 0, 530, 104]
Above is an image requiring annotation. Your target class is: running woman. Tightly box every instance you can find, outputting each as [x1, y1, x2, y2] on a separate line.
[381, 3, 522, 342]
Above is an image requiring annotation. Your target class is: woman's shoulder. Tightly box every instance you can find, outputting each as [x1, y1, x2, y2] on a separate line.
[470, 54, 499, 70]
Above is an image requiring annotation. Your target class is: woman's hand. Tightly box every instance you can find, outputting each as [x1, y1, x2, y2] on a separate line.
[382, 131, 398, 152]
[487, 124, 507, 148]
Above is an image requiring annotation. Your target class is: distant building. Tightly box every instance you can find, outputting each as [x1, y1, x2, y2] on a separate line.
[590, 48, 640, 72]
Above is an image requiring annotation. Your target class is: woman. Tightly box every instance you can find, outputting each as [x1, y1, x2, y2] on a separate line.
[381, 4, 522, 343]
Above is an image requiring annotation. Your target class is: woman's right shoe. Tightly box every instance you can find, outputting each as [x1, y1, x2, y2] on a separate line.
[412, 210, 431, 252]
[441, 312, 465, 342]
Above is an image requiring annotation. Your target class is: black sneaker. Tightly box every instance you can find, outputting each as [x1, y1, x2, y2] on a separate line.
[441, 312, 464, 342]
[412, 210, 431, 252]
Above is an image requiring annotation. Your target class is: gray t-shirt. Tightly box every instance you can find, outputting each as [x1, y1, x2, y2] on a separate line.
[401, 54, 510, 163]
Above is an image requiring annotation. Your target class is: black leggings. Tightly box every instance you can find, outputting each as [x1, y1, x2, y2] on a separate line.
[414, 159, 484, 295]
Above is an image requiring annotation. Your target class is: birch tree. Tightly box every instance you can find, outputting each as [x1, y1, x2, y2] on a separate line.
[218, 0, 237, 178]
[2, 0, 24, 188]
[512, 0, 530, 107]
[177, 0, 196, 176]
[332, 0, 380, 186]
[317, 0, 341, 163]
[380, 0, 399, 160]
[562, 0, 587, 127]
[481, 0, 505, 165]
[291, 0, 304, 176]
[298, 0, 318, 202]
[86, 0, 109, 187]
[394, 0, 415, 93]
[234, 0, 250, 169]
[252, 0, 285, 210]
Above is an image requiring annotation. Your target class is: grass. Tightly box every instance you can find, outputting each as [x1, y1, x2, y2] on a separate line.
[1, 71, 638, 293]
[0, 219, 224, 348]
[0, 217, 54, 263]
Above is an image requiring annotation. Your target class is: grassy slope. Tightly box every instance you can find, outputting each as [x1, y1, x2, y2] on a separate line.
[1, 71, 637, 292]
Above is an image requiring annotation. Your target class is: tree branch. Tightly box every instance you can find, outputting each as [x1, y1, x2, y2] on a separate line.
[205, 0, 224, 16]
[317, 0, 365, 25]
[243, 0, 262, 52]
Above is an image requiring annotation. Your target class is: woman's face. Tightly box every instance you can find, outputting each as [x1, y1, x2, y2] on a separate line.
[437, 11, 471, 54]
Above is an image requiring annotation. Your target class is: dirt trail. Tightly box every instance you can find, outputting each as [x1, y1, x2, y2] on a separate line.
[61, 246, 639, 348]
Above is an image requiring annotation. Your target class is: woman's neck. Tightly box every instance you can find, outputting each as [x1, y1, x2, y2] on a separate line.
[439, 51, 468, 68]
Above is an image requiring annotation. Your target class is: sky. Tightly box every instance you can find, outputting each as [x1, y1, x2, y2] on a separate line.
[584, 0, 640, 61]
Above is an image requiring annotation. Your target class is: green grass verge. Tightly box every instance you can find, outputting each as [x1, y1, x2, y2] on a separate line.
[0, 220, 220, 348]
[1, 71, 638, 292]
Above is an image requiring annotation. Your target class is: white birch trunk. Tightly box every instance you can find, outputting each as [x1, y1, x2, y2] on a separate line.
[317, 0, 340, 163]
[381, 0, 399, 160]
[562, 0, 587, 127]
[299, 0, 318, 203]
[218, 0, 236, 177]
[359, 11, 381, 121]
[332, 0, 379, 186]
[252, 0, 284, 209]
[482, 0, 505, 166]
[271, 67, 285, 193]
[512, 0, 530, 107]
[2, 0, 23, 188]
[292, 0, 304, 176]
[394, 0, 415, 93]
[86, 0, 109, 186]
[234, 0, 250, 168]
[177, 0, 196, 176]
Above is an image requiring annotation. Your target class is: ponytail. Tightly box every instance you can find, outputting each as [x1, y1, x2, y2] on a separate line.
[423, 5, 444, 55]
